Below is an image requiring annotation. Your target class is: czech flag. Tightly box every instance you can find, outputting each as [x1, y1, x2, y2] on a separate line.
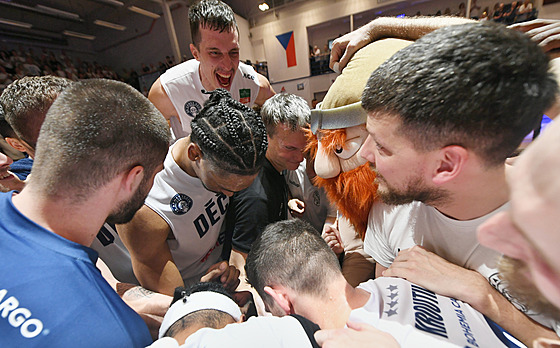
[276, 31, 297, 67]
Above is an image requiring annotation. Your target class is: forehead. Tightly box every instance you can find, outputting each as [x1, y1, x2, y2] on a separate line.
[198, 25, 239, 50]
[212, 170, 257, 191]
[271, 124, 307, 146]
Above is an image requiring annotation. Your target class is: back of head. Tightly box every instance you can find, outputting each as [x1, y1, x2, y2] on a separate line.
[190, 88, 267, 176]
[260, 93, 310, 137]
[0, 76, 72, 149]
[245, 219, 340, 308]
[31, 78, 170, 199]
[362, 22, 558, 167]
[189, 0, 237, 47]
[161, 282, 240, 339]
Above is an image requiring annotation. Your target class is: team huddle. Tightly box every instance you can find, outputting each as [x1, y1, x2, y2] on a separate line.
[1, 0, 560, 347]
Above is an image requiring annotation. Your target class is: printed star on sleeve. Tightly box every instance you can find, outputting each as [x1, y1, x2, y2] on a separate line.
[384, 308, 398, 317]
[387, 285, 398, 292]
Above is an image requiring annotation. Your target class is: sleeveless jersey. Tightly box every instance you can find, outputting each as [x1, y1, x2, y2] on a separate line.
[161, 59, 261, 139]
[144, 143, 228, 286]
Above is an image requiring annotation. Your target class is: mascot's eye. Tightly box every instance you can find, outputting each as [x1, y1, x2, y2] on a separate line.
[334, 136, 364, 160]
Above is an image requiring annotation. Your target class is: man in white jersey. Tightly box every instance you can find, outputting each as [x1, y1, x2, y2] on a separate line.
[149, 0, 274, 140]
[118, 89, 268, 296]
[170, 219, 519, 348]
[356, 22, 558, 346]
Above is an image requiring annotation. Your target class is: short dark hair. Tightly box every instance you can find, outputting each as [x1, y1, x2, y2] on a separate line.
[362, 22, 557, 167]
[245, 219, 341, 308]
[165, 282, 235, 338]
[30, 79, 170, 199]
[191, 88, 267, 176]
[189, 0, 237, 47]
[0, 76, 72, 149]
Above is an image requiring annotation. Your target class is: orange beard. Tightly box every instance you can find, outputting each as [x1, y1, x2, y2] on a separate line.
[314, 164, 377, 240]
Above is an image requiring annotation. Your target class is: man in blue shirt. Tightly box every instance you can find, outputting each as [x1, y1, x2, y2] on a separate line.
[0, 79, 170, 347]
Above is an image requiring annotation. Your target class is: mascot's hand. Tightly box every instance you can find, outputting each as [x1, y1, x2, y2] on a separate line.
[288, 198, 305, 216]
[322, 219, 344, 255]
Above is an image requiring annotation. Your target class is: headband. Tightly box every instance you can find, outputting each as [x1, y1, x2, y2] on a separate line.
[158, 291, 242, 339]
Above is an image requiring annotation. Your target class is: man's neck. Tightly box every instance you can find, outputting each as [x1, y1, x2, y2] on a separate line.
[12, 184, 113, 246]
[434, 164, 509, 220]
[296, 276, 370, 329]
[172, 138, 196, 178]
[265, 153, 285, 173]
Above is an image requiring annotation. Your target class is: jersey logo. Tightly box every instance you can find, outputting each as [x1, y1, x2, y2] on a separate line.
[184, 100, 202, 118]
[170, 193, 193, 215]
[312, 190, 321, 206]
[239, 88, 251, 104]
[242, 73, 255, 80]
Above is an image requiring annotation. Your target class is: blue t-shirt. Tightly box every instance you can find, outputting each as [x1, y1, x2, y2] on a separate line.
[0, 192, 151, 347]
[9, 157, 33, 180]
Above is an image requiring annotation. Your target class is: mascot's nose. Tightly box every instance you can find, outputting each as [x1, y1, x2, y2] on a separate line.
[315, 141, 341, 179]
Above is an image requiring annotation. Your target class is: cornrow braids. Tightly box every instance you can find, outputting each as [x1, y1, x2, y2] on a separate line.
[191, 89, 268, 176]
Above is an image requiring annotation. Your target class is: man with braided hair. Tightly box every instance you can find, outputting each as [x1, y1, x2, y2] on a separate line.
[118, 88, 268, 297]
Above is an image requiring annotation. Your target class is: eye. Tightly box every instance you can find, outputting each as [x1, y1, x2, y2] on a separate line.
[334, 136, 364, 160]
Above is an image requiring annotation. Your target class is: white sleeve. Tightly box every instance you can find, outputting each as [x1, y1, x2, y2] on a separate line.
[363, 203, 397, 268]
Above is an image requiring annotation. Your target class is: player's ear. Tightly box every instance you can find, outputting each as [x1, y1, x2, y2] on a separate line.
[190, 43, 200, 60]
[122, 165, 144, 194]
[432, 145, 467, 185]
[187, 143, 203, 162]
[263, 286, 292, 314]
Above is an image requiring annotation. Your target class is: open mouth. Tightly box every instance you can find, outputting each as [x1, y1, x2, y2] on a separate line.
[0, 171, 15, 181]
[216, 71, 232, 88]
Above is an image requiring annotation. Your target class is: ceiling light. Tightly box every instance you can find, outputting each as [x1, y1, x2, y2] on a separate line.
[128, 6, 160, 19]
[94, 19, 126, 31]
[0, 18, 33, 29]
[258, 2, 269, 11]
[36, 5, 80, 20]
[63, 30, 95, 40]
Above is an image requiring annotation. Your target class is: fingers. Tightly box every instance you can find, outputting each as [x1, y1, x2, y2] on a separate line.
[200, 262, 226, 283]
[329, 42, 346, 69]
[314, 328, 339, 346]
[221, 265, 241, 292]
[200, 261, 240, 291]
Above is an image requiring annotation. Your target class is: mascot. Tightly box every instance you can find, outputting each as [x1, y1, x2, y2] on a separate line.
[309, 38, 413, 286]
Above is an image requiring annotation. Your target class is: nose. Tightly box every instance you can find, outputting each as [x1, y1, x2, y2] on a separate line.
[359, 135, 375, 166]
[477, 211, 530, 261]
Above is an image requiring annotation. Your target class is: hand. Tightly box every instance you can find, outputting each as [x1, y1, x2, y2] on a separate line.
[509, 19, 560, 56]
[322, 220, 344, 255]
[382, 246, 488, 304]
[119, 285, 172, 340]
[330, 25, 374, 72]
[200, 261, 241, 292]
[314, 321, 400, 348]
[288, 198, 305, 216]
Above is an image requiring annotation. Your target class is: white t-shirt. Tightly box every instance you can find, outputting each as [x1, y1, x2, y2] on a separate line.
[161, 60, 261, 139]
[144, 143, 227, 286]
[364, 200, 560, 334]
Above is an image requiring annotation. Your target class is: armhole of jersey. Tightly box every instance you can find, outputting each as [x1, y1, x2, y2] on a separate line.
[483, 315, 525, 348]
[290, 314, 321, 348]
